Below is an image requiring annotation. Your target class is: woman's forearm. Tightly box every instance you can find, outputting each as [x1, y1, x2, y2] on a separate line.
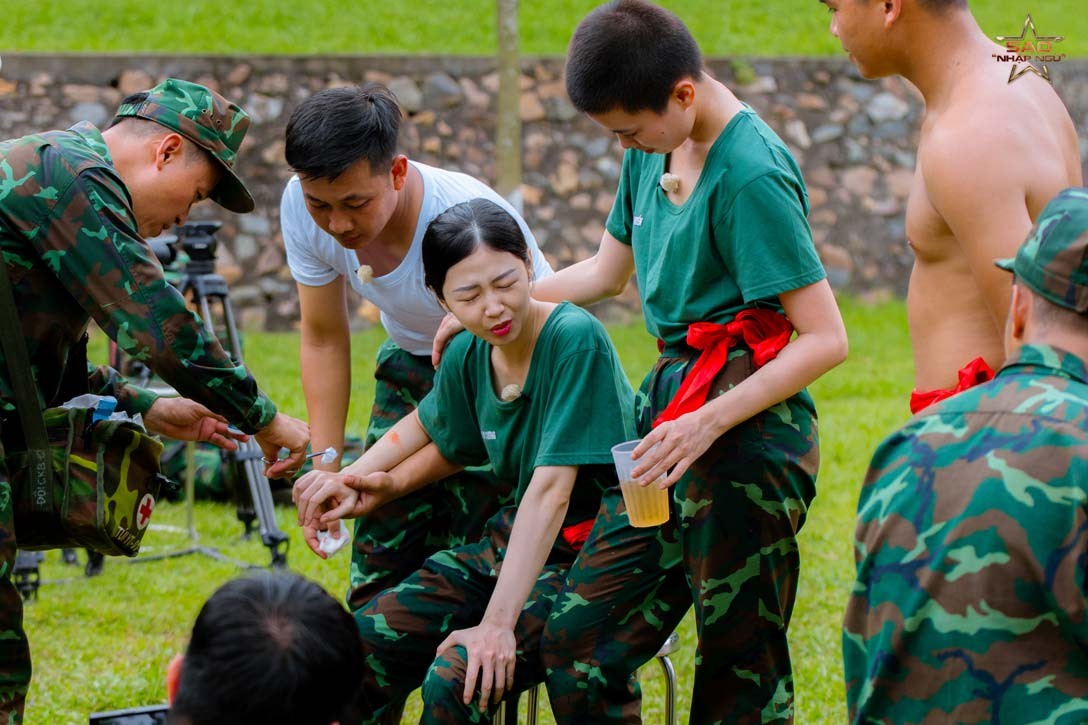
[706, 280, 847, 434]
[532, 231, 634, 306]
[701, 322, 848, 437]
[480, 467, 575, 630]
[382, 443, 465, 503]
[341, 410, 432, 477]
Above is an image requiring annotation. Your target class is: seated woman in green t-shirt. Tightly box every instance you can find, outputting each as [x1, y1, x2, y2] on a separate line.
[292, 197, 636, 722]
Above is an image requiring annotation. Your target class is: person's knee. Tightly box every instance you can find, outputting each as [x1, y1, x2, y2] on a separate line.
[422, 647, 468, 708]
[354, 602, 417, 669]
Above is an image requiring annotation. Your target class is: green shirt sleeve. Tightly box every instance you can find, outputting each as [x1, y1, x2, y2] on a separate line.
[534, 320, 635, 469]
[417, 333, 489, 468]
[716, 171, 826, 303]
[34, 161, 276, 432]
[605, 150, 638, 247]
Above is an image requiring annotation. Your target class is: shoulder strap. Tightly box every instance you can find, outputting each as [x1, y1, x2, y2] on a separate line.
[0, 254, 49, 450]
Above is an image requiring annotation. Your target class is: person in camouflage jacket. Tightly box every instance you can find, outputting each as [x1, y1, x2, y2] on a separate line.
[844, 186, 1088, 724]
[0, 78, 310, 722]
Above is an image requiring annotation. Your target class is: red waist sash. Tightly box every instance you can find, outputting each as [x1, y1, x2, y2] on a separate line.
[909, 356, 995, 414]
[653, 309, 794, 427]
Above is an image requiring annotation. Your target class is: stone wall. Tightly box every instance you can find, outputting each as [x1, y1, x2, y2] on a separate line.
[1, 54, 1086, 329]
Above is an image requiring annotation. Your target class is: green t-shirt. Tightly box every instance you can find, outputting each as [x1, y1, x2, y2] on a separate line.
[417, 302, 636, 525]
[606, 108, 826, 349]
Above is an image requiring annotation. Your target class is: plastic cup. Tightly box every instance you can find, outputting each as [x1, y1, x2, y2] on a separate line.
[611, 440, 670, 528]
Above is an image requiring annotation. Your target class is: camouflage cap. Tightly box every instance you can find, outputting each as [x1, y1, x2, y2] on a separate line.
[996, 186, 1088, 313]
[113, 78, 255, 213]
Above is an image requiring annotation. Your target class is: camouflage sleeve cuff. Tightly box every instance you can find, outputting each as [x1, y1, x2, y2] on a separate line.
[87, 364, 159, 416]
[246, 393, 278, 434]
[126, 385, 160, 416]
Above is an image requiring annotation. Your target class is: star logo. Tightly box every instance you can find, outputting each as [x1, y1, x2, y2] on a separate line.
[995, 14, 1065, 84]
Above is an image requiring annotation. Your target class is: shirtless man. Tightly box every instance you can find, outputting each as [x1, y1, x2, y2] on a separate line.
[819, 0, 1081, 411]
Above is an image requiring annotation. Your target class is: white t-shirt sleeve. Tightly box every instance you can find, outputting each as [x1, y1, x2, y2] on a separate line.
[280, 177, 340, 287]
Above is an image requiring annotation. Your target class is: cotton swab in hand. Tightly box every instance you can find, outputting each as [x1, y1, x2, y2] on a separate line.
[309, 446, 338, 464]
[263, 446, 338, 465]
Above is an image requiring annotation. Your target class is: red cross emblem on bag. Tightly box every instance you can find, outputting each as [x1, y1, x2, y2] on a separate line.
[137, 494, 155, 530]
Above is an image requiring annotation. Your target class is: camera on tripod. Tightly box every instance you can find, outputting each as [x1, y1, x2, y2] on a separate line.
[147, 221, 221, 287]
[174, 221, 220, 274]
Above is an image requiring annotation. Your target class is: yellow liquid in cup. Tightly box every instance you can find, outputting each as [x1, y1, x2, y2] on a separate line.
[620, 478, 670, 527]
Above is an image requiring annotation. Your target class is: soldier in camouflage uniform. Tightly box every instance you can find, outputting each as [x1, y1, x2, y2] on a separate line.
[844, 186, 1088, 724]
[0, 78, 310, 723]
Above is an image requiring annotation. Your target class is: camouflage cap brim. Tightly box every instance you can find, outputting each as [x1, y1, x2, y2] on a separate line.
[994, 188, 1088, 313]
[209, 164, 255, 214]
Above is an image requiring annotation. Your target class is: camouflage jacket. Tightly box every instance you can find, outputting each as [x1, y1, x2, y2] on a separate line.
[844, 343, 1088, 724]
[0, 122, 276, 433]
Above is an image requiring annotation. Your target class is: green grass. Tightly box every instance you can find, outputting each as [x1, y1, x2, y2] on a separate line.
[3, 1, 1084, 56]
[28, 296, 909, 723]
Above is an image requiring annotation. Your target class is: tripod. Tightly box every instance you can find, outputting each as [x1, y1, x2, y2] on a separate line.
[120, 222, 289, 569]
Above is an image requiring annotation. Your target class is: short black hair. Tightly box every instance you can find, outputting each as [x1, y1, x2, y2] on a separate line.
[1030, 286, 1088, 335]
[285, 83, 401, 181]
[422, 198, 531, 299]
[169, 572, 364, 725]
[565, 0, 703, 115]
[109, 91, 151, 125]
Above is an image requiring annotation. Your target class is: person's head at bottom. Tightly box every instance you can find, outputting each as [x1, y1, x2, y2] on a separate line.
[167, 571, 364, 725]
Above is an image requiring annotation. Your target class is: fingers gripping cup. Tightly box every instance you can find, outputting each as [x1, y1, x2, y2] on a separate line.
[611, 440, 670, 528]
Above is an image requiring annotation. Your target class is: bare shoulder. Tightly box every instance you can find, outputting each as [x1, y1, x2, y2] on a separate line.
[918, 114, 1012, 209]
[923, 71, 1078, 210]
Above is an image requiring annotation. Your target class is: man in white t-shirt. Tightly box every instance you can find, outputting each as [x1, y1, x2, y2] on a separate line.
[280, 84, 552, 616]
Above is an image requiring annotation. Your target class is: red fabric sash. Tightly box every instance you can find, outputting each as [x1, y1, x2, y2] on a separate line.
[653, 309, 794, 427]
[909, 356, 995, 414]
[560, 519, 595, 551]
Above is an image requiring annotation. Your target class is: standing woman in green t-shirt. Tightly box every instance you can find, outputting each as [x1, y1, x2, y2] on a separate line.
[432, 3, 846, 723]
[293, 197, 637, 723]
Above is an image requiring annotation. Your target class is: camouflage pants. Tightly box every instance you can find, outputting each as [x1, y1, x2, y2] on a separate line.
[355, 506, 577, 724]
[0, 438, 28, 724]
[348, 340, 512, 613]
[542, 349, 819, 724]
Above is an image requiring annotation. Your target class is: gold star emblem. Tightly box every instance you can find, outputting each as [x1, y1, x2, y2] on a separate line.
[995, 14, 1064, 83]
